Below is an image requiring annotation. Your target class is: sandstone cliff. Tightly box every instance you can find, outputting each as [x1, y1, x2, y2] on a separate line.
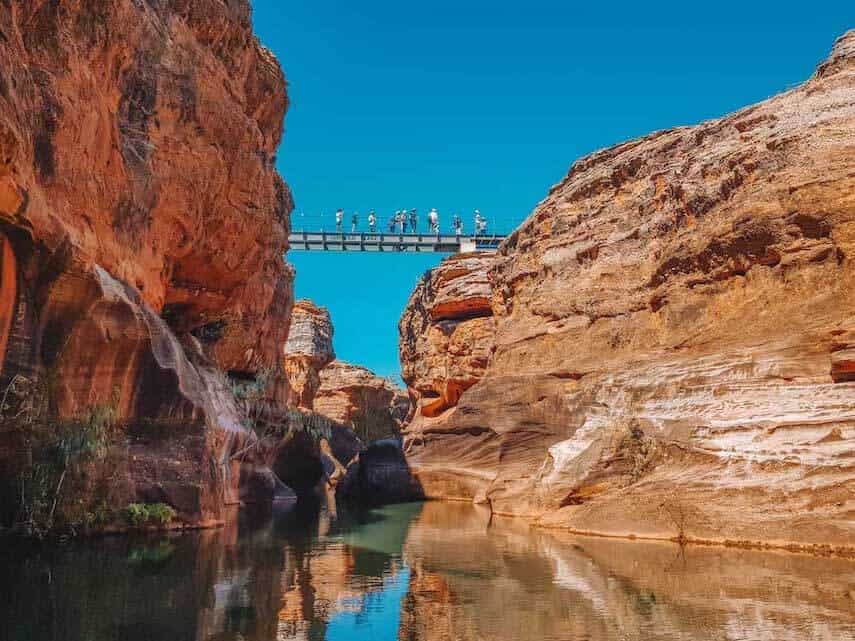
[400, 253, 497, 419]
[0, 0, 292, 530]
[401, 31, 855, 552]
[315, 360, 409, 437]
[283, 299, 335, 409]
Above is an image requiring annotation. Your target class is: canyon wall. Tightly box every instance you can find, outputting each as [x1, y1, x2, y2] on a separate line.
[0, 0, 292, 528]
[282, 300, 409, 434]
[400, 253, 497, 420]
[315, 360, 409, 430]
[400, 31, 855, 552]
[283, 299, 335, 409]
[279, 300, 414, 502]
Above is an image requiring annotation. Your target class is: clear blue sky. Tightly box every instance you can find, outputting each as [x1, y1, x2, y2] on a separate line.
[250, 1, 852, 380]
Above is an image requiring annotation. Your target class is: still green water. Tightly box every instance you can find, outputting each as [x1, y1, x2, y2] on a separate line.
[1, 501, 853, 641]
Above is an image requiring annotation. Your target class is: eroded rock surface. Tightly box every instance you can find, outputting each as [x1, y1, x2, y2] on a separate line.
[283, 300, 335, 409]
[400, 253, 497, 419]
[315, 360, 409, 430]
[401, 31, 855, 551]
[0, 0, 292, 527]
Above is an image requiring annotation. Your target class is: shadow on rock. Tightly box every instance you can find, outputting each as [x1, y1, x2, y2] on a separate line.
[336, 438, 425, 506]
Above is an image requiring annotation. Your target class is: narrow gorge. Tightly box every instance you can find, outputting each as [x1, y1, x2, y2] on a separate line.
[0, 2, 853, 639]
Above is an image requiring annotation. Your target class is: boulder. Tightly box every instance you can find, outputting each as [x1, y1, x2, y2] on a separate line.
[338, 439, 424, 506]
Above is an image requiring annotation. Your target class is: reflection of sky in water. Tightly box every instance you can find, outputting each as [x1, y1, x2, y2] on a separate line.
[325, 568, 411, 641]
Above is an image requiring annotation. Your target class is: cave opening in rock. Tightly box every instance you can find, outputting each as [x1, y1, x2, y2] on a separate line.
[271, 429, 324, 498]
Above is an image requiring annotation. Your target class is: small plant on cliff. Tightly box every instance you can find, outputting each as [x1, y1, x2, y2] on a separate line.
[8, 397, 118, 537]
[0, 373, 52, 425]
[352, 389, 401, 444]
[123, 503, 176, 528]
[660, 492, 689, 544]
[227, 368, 272, 402]
[287, 408, 333, 442]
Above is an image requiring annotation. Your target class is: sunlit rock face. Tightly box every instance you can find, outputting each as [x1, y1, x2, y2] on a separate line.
[400, 253, 497, 420]
[283, 300, 335, 409]
[0, 0, 292, 525]
[315, 361, 409, 429]
[401, 31, 855, 551]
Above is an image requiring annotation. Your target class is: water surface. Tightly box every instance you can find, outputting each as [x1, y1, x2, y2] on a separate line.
[1, 501, 853, 640]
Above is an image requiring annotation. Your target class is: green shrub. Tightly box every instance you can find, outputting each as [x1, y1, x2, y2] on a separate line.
[123, 503, 176, 528]
[147, 503, 176, 525]
[123, 503, 148, 527]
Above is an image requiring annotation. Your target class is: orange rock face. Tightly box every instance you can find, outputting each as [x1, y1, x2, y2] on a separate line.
[315, 361, 409, 430]
[400, 253, 497, 419]
[283, 300, 335, 409]
[401, 32, 855, 552]
[0, 0, 292, 377]
[0, 0, 292, 526]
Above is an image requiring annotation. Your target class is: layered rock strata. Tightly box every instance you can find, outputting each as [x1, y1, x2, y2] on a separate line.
[283, 300, 335, 409]
[0, 0, 292, 528]
[400, 31, 855, 552]
[400, 253, 497, 419]
[315, 360, 409, 430]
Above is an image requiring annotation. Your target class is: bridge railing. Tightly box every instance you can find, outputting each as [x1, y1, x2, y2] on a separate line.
[287, 230, 505, 253]
[290, 211, 512, 237]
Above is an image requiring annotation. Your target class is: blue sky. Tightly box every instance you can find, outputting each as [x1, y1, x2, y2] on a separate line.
[250, 1, 853, 380]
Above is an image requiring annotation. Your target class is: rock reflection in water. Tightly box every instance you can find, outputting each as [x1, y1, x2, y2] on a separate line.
[0, 501, 853, 641]
[402, 502, 855, 641]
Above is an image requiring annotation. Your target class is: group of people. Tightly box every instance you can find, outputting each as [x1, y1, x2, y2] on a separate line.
[333, 208, 488, 236]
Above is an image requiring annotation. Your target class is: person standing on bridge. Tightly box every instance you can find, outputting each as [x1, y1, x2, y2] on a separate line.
[452, 213, 462, 236]
[428, 208, 439, 234]
[388, 213, 396, 233]
[335, 208, 344, 233]
[351, 212, 359, 232]
[409, 209, 418, 233]
[474, 210, 484, 236]
[368, 210, 377, 233]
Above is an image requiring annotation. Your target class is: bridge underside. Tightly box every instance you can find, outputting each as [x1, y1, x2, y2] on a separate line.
[288, 232, 504, 253]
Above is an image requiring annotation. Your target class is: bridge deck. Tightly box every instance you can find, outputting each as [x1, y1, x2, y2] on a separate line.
[288, 231, 505, 253]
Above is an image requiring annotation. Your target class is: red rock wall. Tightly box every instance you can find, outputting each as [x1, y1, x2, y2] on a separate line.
[0, 0, 292, 380]
[401, 31, 855, 552]
[0, 0, 293, 526]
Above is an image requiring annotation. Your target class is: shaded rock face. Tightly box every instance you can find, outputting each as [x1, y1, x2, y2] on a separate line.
[0, 0, 292, 526]
[337, 439, 425, 506]
[283, 300, 335, 409]
[401, 32, 855, 551]
[315, 360, 409, 430]
[400, 252, 497, 419]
